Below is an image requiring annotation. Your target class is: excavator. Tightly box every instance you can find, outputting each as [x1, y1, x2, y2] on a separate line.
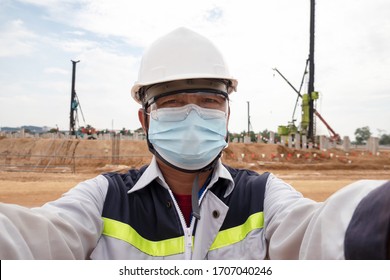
[78, 125, 98, 140]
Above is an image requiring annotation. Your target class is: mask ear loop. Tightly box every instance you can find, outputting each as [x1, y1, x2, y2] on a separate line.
[191, 174, 201, 221]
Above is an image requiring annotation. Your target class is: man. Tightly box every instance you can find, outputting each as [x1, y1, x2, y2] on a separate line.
[0, 27, 388, 259]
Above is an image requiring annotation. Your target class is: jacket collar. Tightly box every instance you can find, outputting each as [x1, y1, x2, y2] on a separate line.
[128, 156, 235, 196]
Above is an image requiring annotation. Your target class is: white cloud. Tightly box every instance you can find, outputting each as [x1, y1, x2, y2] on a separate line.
[0, 19, 37, 57]
[1, 0, 390, 138]
[56, 38, 99, 53]
[44, 67, 69, 75]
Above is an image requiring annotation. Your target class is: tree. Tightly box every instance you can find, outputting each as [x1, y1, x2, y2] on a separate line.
[354, 126, 371, 145]
[379, 134, 390, 145]
[227, 131, 254, 142]
[120, 127, 132, 136]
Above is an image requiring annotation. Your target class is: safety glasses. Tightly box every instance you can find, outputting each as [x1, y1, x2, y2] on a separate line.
[148, 103, 227, 122]
[146, 91, 229, 122]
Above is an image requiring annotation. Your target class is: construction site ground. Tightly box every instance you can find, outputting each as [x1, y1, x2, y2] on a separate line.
[0, 138, 389, 207]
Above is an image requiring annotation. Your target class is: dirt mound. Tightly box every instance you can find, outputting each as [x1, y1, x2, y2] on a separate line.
[1, 138, 389, 206]
[0, 138, 389, 173]
[223, 142, 390, 171]
[0, 138, 150, 173]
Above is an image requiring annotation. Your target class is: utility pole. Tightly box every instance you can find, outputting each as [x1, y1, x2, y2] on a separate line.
[247, 101, 250, 136]
[307, 0, 316, 142]
[69, 60, 80, 137]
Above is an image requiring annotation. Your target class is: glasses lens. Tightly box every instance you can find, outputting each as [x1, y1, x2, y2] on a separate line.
[147, 92, 228, 122]
[150, 104, 226, 122]
[153, 92, 227, 111]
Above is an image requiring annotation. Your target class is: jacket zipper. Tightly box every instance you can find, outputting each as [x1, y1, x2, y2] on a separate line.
[168, 189, 193, 260]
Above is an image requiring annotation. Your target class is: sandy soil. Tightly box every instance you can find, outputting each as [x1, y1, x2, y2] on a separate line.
[0, 138, 389, 207]
[1, 169, 389, 207]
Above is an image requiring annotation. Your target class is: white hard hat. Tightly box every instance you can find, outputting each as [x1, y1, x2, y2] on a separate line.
[131, 27, 238, 104]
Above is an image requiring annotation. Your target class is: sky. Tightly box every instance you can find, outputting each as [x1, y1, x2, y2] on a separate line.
[1, 0, 389, 140]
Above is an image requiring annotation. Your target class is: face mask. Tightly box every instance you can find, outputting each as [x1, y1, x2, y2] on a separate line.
[148, 105, 228, 171]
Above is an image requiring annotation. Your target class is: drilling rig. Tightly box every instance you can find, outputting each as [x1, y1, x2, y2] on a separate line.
[69, 60, 97, 139]
[69, 60, 80, 137]
[274, 0, 340, 145]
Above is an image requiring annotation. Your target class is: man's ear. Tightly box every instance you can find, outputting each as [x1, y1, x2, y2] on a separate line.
[138, 108, 149, 133]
